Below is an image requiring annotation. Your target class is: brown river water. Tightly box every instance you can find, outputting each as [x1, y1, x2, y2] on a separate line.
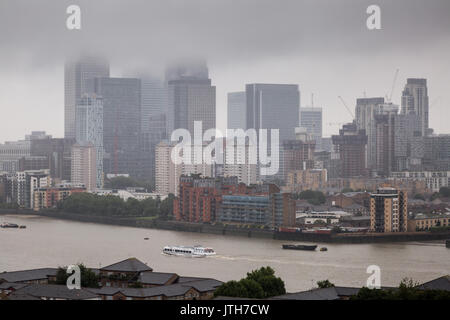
[0, 214, 449, 292]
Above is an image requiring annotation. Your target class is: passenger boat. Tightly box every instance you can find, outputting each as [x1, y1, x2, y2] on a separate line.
[162, 245, 216, 257]
[282, 244, 317, 251]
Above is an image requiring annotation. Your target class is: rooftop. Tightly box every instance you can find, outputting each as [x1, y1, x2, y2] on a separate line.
[100, 258, 153, 273]
[11, 284, 99, 300]
[0, 268, 58, 283]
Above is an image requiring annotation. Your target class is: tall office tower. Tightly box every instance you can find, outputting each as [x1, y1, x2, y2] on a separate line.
[88, 77, 141, 178]
[227, 92, 246, 130]
[140, 77, 168, 134]
[71, 144, 97, 192]
[64, 56, 110, 139]
[374, 103, 398, 177]
[355, 97, 391, 171]
[401, 78, 429, 136]
[167, 78, 216, 137]
[246, 84, 300, 142]
[75, 94, 104, 188]
[332, 122, 368, 178]
[300, 107, 322, 150]
[370, 187, 408, 233]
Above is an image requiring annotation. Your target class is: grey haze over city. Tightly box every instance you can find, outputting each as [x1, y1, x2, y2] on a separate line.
[0, 0, 450, 142]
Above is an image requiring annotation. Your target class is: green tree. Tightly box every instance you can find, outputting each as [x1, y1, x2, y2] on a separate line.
[317, 280, 335, 288]
[214, 280, 249, 298]
[55, 263, 100, 288]
[215, 266, 286, 298]
[297, 190, 326, 205]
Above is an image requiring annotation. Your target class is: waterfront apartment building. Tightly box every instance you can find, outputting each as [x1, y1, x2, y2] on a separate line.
[5, 169, 51, 209]
[227, 92, 246, 130]
[332, 122, 367, 178]
[370, 187, 408, 233]
[173, 176, 239, 223]
[217, 189, 296, 228]
[33, 186, 86, 211]
[71, 144, 97, 191]
[64, 56, 110, 139]
[407, 214, 450, 232]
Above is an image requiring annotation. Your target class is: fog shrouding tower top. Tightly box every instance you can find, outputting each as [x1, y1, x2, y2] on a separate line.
[64, 56, 110, 139]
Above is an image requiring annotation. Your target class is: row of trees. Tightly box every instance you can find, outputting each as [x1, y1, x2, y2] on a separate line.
[57, 192, 174, 218]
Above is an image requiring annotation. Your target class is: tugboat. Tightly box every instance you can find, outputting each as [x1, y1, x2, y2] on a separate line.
[320, 247, 328, 252]
[1, 223, 19, 228]
[282, 244, 317, 251]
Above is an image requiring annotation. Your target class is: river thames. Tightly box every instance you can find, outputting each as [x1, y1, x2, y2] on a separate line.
[1, 214, 449, 292]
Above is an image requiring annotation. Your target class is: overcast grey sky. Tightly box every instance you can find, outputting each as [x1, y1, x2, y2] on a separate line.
[0, 0, 449, 142]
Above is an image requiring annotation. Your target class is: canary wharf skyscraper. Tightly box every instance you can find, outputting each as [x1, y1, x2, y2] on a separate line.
[245, 84, 300, 142]
[401, 78, 430, 136]
[64, 56, 110, 139]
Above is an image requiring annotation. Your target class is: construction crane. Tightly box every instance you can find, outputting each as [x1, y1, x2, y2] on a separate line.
[338, 96, 355, 119]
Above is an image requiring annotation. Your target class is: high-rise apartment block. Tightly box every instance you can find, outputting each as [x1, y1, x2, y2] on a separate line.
[370, 187, 408, 233]
[71, 144, 97, 191]
[75, 94, 104, 188]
